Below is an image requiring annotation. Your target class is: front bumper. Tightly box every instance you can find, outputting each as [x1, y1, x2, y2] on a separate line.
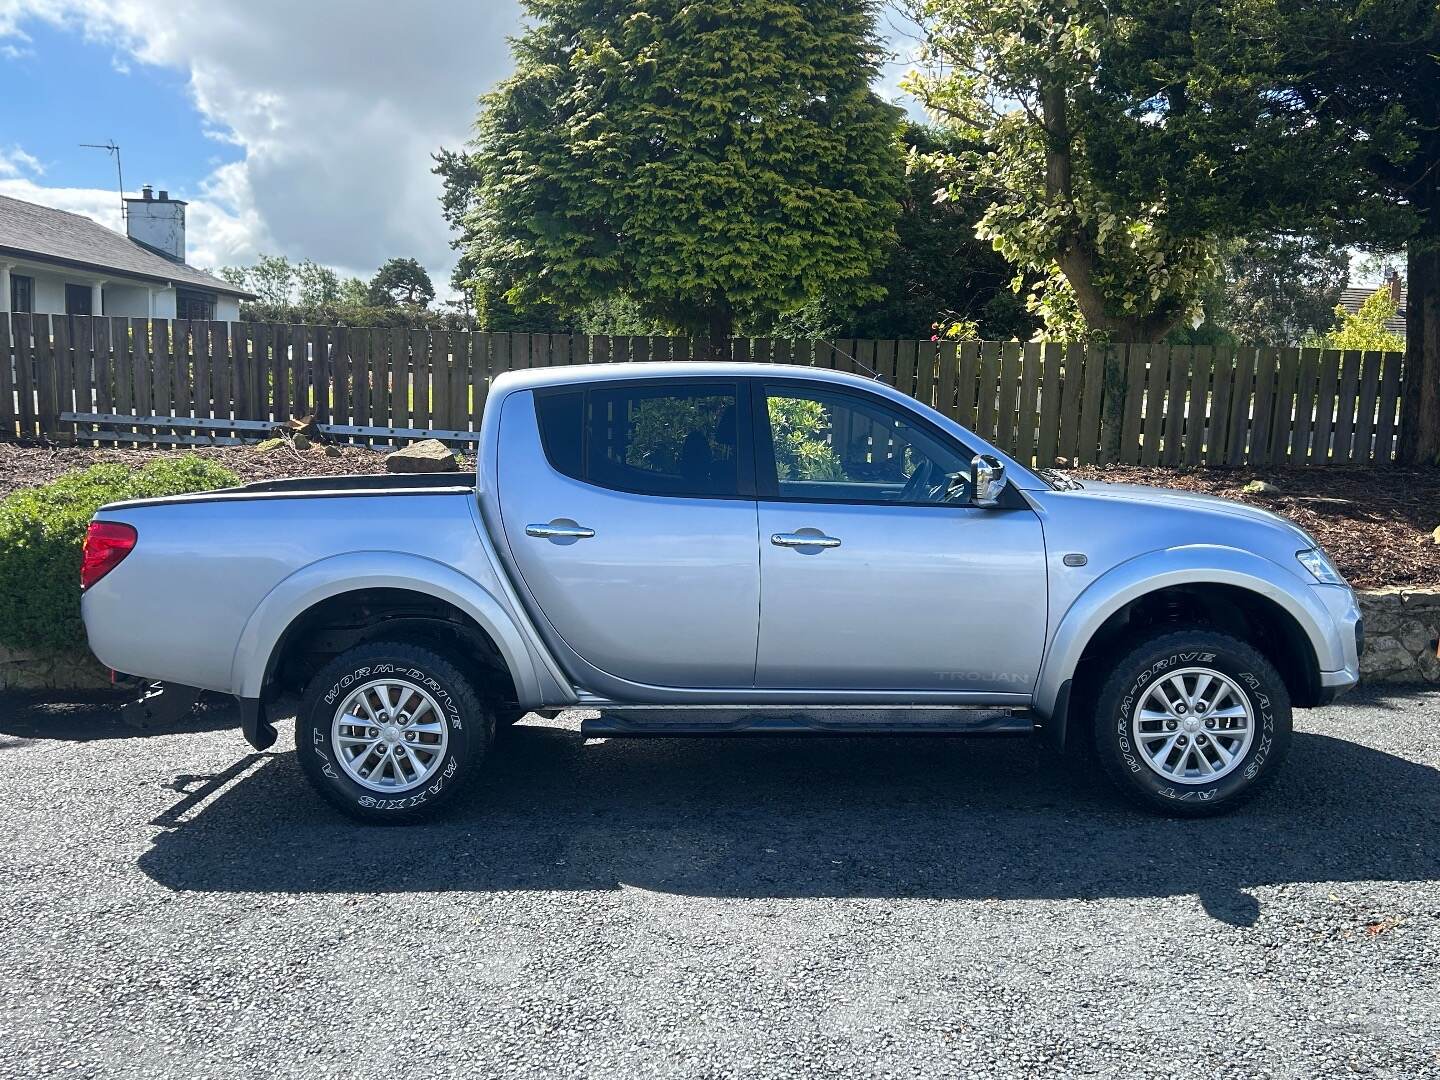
[1314, 584, 1362, 702]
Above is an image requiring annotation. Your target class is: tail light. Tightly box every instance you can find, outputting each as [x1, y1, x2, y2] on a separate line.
[81, 521, 137, 591]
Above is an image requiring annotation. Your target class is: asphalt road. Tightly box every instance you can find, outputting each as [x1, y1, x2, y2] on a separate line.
[2, 686, 1438, 1079]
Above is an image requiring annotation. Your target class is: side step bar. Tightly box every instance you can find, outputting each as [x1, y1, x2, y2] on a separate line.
[582, 708, 1035, 738]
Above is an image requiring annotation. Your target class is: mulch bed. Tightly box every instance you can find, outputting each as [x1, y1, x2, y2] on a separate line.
[0, 443, 1435, 590]
[1071, 464, 1440, 590]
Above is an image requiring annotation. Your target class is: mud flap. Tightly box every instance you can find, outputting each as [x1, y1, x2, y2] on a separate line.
[239, 696, 277, 751]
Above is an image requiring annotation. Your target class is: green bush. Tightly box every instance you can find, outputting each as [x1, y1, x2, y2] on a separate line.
[0, 456, 238, 653]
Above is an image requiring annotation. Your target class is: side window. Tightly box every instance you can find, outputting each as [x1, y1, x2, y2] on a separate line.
[534, 383, 741, 498]
[763, 385, 973, 505]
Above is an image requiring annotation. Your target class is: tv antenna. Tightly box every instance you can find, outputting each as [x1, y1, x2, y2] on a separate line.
[80, 140, 125, 221]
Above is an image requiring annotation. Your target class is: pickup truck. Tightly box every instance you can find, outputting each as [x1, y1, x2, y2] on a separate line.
[81, 362, 1362, 821]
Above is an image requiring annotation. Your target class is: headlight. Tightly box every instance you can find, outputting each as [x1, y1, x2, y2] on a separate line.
[1297, 548, 1346, 586]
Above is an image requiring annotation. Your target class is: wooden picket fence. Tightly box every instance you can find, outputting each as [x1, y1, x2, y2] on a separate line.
[0, 314, 1409, 465]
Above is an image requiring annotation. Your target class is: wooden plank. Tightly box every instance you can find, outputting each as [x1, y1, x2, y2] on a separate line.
[389, 327, 409, 432]
[1225, 347, 1256, 465]
[772, 338, 793, 367]
[1374, 349, 1402, 462]
[1042, 344, 1065, 466]
[51, 317, 75, 441]
[976, 340, 1001, 443]
[1310, 349, 1341, 464]
[1249, 348, 1279, 465]
[1117, 343, 1146, 465]
[145, 319, 169, 423]
[1138, 345, 1166, 467]
[591, 333, 610, 366]
[953, 341, 979, 428]
[470, 332, 492, 429]
[346, 328, 369, 427]
[109, 319, 133, 430]
[367, 327, 388, 429]
[14, 314, 37, 436]
[1182, 346, 1210, 466]
[429, 330, 451, 433]
[893, 340, 918, 401]
[409, 329, 430, 431]
[1016, 341, 1041, 465]
[1206, 349, 1234, 466]
[994, 342, 1022, 455]
[934, 341, 959, 424]
[206, 320, 228, 421]
[1351, 351, 1383, 464]
[1331, 349, 1362, 464]
[1075, 343, 1107, 465]
[33, 316, 59, 439]
[914, 339, 938, 411]
[1272, 348, 1301, 463]
[230, 322, 251, 421]
[1161, 345, 1187, 467]
[1288, 347, 1320, 464]
[191, 321, 211, 420]
[0, 315, 15, 438]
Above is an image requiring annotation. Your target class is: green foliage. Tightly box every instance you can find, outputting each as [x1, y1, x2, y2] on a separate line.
[218, 255, 343, 307]
[1309, 289, 1407, 352]
[1213, 234, 1349, 347]
[368, 258, 436, 309]
[450, 0, 904, 337]
[768, 397, 842, 481]
[237, 301, 470, 329]
[0, 457, 238, 653]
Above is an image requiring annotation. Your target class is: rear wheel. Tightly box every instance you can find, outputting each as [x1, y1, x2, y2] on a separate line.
[296, 642, 492, 822]
[1091, 629, 1291, 817]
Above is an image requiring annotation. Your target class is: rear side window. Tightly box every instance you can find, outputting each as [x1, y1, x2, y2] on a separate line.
[533, 382, 741, 498]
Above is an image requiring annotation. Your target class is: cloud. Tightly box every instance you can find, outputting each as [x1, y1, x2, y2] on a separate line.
[0, 0, 525, 286]
[0, 144, 44, 177]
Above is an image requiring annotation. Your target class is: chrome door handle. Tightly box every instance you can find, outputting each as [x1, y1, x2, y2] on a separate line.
[771, 532, 842, 549]
[526, 523, 596, 539]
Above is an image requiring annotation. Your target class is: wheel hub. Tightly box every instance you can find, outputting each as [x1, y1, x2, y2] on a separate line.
[331, 679, 449, 794]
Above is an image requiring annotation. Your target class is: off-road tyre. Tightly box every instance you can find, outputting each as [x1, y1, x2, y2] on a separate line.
[1091, 630, 1292, 817]
[296, 642, 492, 823]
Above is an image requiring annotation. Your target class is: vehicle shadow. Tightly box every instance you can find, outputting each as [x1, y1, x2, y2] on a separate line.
[137, 699, 1440, 923]
[0, 690, 236, 747]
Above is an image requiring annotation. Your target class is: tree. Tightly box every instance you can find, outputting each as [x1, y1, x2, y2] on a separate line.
[450, 0, 904, 340]
[1216, 234, 1349, 347]
[902, 0, 1386, 344]
[337, 276, 370, 306]
[368, 258, 436, 309]
[294, 260, 341, 306]
[218, 254, 298, 306]
[1246, 0, 1439, 462]
[1310, 288, 1407, 353]
[751, 123, 1037, 340]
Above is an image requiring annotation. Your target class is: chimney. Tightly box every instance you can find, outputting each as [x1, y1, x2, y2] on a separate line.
[124, 184, 187, 262]
[1386, 267, 1402, 306]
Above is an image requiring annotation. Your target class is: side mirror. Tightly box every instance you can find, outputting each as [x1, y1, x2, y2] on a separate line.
[971, 454, 1007, 508]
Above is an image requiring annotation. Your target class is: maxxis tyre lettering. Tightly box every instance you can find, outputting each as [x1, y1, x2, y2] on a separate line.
[297, 643, 492, 823]
[1092, 630, 1292, 817]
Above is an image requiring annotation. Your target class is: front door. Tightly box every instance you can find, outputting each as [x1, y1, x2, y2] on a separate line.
[496, 378, 760, 689]
[752, 380, 1047, 695]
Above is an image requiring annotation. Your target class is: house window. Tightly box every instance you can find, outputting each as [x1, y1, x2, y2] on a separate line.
[65, 284, 93, 316]
[10, 274, 33, 313]
[175, 288, 217, 320]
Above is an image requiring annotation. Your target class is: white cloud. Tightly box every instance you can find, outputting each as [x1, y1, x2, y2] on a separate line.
[0, 144, 44, 177]
[0, 0, 524, 287]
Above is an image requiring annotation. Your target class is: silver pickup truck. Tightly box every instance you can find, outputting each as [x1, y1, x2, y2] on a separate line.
[81, 362, 1361, 821]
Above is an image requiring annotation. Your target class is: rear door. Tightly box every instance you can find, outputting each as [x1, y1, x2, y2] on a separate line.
[752, 379, 1048, 695]
[496, 378, 760, 689]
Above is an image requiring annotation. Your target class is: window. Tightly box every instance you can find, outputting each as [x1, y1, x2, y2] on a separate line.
[65, 284, 92, 316]
[760, 384, 973, 505]
[10, 274, 33, 313]
[176, 288, 217, 320]
[534, 382, 742, 498]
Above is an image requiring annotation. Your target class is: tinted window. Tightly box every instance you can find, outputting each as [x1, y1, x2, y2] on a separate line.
[763, 385, 972, 505]
[535, 390, 584, 480]
[533, 383, 741, 498]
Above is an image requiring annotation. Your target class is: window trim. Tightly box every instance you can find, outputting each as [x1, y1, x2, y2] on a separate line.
[751, 378, 982, 508]
[533, 377, 757, 501]
[175, 287, 218, 321]
[64, 283, 93, 316]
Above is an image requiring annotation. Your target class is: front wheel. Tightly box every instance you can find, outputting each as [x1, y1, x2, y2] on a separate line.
[1091, 630, 1292, 817]
[296, 642, 492, 822]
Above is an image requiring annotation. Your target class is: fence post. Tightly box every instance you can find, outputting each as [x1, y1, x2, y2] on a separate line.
[1098, 342, 1129, 463]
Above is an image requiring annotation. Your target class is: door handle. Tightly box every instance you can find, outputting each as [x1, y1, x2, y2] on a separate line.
[771, 532, 842, 549]
[526, 523, 596, 540]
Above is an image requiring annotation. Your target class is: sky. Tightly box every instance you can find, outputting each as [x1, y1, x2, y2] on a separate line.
[0, 0, 926, 295]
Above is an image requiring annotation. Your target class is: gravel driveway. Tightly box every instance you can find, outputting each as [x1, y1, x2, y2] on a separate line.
[2, 687, 1438, 1079]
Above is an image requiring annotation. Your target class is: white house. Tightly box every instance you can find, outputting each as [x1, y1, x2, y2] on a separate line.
[0, 187, 253, 322]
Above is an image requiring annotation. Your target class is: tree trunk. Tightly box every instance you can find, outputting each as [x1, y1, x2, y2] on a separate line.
[1397, 231, 1440, 465]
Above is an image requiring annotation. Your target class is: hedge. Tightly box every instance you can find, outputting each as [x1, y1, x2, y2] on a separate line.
[0, 456, 238, 653]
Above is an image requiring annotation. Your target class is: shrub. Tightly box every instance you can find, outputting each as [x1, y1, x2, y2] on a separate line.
[0, 456, 238, 654]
